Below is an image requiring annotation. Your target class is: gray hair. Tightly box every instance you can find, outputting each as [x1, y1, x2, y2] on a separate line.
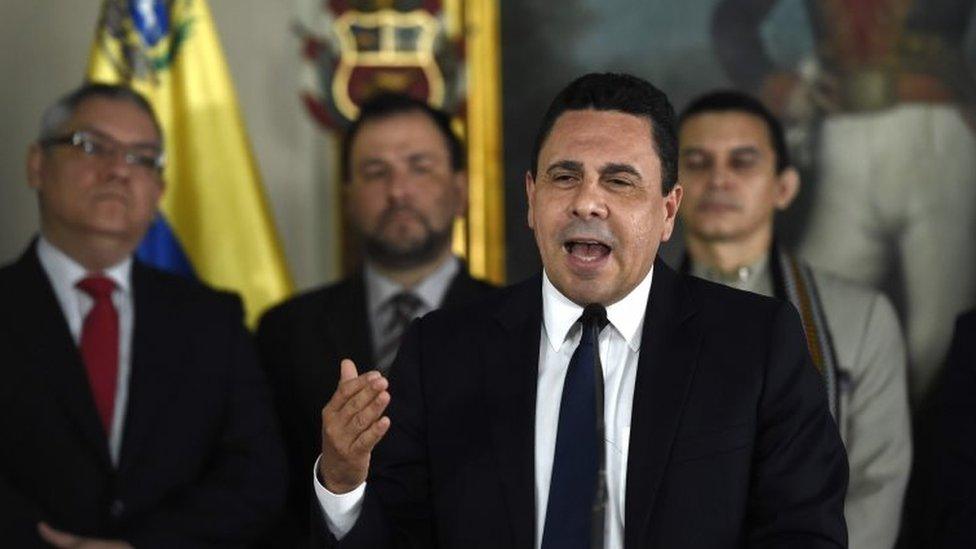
[38, 82, 163, 147]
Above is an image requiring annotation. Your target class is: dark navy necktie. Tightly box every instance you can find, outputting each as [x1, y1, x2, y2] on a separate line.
[541, 304, 609, 549]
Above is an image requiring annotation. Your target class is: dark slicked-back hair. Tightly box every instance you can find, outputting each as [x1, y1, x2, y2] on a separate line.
[679, 89, 791, 173]
[530, 72, 679, 194]
[39, 82, 163, 144]
[341, 92, 464, 182]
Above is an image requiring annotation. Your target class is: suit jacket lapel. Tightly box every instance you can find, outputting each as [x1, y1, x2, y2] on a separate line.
[12, 244, 113, 469]
[486, 276, 542, 549]
[624, 259, 702, 547]
[324, 273, 374, 371]
[118, 263, 183, 475]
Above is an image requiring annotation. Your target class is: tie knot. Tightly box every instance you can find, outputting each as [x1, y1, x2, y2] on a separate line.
[580, 303, 609, 332]
[389, 292, 423, 318]
[76, 275, 116, 300]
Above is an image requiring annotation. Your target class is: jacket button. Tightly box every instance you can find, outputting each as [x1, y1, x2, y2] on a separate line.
[110, 499, 125, 519]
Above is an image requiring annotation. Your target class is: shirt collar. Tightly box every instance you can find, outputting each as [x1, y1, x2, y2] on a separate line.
[541, 265, 653, 353]
[690, 253, 772, 296]
[365, 255, 460, 314]
[36, 235, 132, 294]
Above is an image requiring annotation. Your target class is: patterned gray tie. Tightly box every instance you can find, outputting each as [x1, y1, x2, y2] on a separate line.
[375, 292, 424, 374]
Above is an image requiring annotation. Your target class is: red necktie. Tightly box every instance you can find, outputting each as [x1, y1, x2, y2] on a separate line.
[76, 276, 119, 434]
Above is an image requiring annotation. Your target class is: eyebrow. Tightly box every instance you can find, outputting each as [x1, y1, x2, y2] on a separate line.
[356, 158, 389, 171]
[545, 160, 584, 175]
[679, 145, 763, 157]
[406, 151, 439, 163]
[730, 146, 761, 157]
[77, 125, 162, 149]
[598, 162, 641, 180]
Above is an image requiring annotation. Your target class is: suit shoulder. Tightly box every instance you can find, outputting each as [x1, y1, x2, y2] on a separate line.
[466, 276, 498, 295]
[955, 309, 976, 333]
[420, 279, 523, 330]
[0, 260, 26, 307]
[684, 273, 784, 317]
[257, 276, 359, 331]
[0, 258, 21, 287]
[137, 263, 244, 317]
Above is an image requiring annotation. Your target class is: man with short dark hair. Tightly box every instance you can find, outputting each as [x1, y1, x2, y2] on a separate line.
[677, 89, 911, 549]
[312, 73, 848, 548]
[255, 93, 494, 545]
[0, 83, 286, 547]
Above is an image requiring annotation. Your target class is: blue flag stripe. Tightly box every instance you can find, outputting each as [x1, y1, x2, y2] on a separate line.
[136, 214, 196, 278]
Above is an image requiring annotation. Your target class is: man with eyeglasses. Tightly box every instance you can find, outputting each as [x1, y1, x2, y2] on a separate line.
[0, 83, 286, 547]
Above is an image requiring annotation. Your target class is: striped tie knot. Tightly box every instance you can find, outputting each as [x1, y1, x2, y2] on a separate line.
[376, 292, 424, 374]
[384, 292, 424, 332]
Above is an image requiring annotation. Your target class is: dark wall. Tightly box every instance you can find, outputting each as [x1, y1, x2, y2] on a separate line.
[499, 0, 818, 282]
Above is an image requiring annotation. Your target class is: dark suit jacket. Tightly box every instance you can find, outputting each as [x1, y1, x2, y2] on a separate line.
[255, 267, 495, 545]
[0, 244, 287, 548]
[315, 259, 849, 548]
[932, 310, 976, 547]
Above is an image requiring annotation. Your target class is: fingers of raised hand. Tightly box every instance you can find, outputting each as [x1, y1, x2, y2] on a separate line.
[352, 415, 391, 454]
[337, 375, 389, 426]
[348, 389, 390, 433]
[329, 369, 385, 412]
[323, 370, 390, 454]
[37, 522, 78, 547]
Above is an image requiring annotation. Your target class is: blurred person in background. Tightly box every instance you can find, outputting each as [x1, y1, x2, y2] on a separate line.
[0, 82, 285, 547]
[256, 92, 494, 546]
[677, 89, 911, 549]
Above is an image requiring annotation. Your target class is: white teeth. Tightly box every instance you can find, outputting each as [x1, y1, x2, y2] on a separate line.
[566, 241, 610, 261]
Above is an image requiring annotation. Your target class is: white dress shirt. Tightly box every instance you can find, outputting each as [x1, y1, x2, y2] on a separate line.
[36, 236, 134, 466]
[315, 267, 654, 549]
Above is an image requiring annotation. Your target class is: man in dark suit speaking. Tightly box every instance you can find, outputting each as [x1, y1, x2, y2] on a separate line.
[256, 93, 494, 544]
[0, 83, 286, 547]
[312, 73, 848, 548]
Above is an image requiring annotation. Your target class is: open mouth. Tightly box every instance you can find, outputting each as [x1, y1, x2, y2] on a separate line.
[564, 239, 612, 262]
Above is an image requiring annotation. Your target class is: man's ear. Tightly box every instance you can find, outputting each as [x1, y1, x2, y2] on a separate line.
[525, 171, 536, 230]
[660, 184, 683, 242]
[26, 144, 44, 191]
[774, 167, 800, 211]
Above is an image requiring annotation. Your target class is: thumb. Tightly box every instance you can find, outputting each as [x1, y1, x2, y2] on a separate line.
[339, 358, 359, 382]
[37, 522, 78, 548]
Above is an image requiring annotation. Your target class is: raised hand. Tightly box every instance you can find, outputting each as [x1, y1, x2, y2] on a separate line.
[37, 522, 133, 549]
[318, 359, 392, 494]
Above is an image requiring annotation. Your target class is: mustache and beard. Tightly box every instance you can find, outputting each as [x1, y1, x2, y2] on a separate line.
[362, 204, 454, 270]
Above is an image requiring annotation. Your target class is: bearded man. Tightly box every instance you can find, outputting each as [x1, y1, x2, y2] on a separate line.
[255, 92, 495, 546]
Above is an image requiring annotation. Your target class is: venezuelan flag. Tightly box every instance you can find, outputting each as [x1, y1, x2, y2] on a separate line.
[86, 0, 292, 326]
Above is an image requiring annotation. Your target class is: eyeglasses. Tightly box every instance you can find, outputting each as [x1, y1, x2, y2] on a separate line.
[40, 130, 165, 173]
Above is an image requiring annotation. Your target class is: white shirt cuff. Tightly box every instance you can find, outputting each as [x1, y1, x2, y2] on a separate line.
[313, 454, 366, 540]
